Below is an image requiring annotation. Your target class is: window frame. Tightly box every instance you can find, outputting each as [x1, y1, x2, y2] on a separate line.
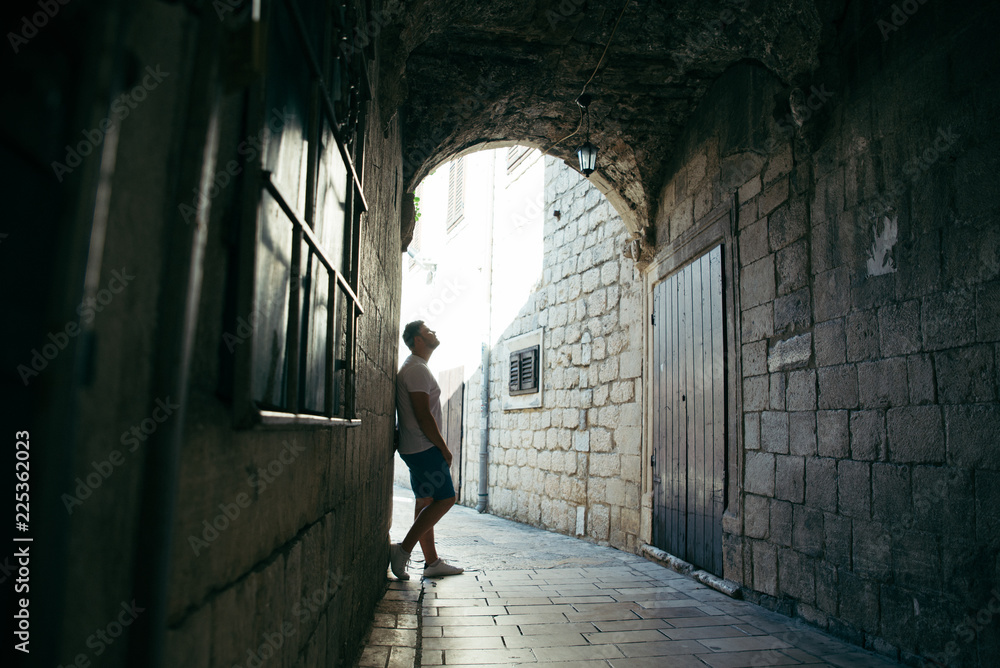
[233, 0, 372, 429]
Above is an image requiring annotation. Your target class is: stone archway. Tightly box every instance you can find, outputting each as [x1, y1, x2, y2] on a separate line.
[382, 0, 833, 246]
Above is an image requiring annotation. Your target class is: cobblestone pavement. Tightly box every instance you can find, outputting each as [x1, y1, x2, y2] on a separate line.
[355, 487, 904, 667]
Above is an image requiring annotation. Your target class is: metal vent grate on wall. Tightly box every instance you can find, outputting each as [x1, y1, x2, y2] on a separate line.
[509, 345, 539, 395]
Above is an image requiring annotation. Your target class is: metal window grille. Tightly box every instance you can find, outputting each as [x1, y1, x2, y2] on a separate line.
[235, 0, 371, 428]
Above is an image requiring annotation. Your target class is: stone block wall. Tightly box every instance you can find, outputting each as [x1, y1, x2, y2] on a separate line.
[649, 4, 1000, 665]
[471, 157, 644, 553]
[163, 25, 402, 668]
[25, 2, 403, 666]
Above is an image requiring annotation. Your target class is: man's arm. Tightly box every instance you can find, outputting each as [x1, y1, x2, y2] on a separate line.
[409, 391, 452, 466]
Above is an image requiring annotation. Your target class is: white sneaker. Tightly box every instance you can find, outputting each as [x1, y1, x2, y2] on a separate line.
[390, 543, 410, 580]
[423, 559, 463, 577]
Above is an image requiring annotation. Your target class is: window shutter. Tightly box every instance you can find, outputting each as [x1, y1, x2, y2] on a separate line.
[520, 348, 537, 391]
[446, 157, 465, 230]
[509, 345, 540, 395]
[507, 145, 531, 174]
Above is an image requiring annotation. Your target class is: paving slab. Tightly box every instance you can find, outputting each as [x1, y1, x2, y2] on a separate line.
[352, 487, 905, 667]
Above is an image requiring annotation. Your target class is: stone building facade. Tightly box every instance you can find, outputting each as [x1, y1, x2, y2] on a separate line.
[11, 0, 1000, 665]
[460, 9, 1000, 666]
[458, 159, 645, 553]
[15, 1, 401, 666]
[642, 33, 1000, 667]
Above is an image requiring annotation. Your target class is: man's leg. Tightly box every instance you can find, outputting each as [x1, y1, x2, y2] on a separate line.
[391, 448, 461, 579]
[401, 496, 455, 554]
[413, 497, 438, 565]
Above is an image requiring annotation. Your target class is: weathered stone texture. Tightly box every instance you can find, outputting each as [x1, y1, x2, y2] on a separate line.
[670, 6, 1000, 661]
[475, 158, 643, 552]
[388, 2, 1000, 665]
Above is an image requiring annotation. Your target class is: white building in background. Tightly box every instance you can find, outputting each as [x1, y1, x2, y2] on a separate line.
[395, 146, 546, 489]
[395, 146, 646, 556]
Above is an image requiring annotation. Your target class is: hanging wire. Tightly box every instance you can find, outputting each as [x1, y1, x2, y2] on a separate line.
[540, 0, 632, 159]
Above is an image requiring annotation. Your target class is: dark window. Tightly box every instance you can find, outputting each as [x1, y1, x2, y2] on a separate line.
[446, 157, 465, 230]
[236, 0, 371, 427]
[509, 346, 540, 395]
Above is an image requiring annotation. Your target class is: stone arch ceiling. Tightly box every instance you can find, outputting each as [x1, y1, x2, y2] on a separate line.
[382, 0, 842, 235]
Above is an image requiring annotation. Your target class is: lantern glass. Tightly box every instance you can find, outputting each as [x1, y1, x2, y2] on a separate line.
[577, 142, 598, 176]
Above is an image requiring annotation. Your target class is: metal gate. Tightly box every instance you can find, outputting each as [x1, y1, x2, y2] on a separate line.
[651, 245, 726, 575]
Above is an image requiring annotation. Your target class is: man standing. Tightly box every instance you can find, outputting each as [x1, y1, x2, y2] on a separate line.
[390, 320, 464, 579]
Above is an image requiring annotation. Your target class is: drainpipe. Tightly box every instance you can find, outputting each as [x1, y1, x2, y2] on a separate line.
[477, 343, 490, 513]
[476, 151, 497, 513]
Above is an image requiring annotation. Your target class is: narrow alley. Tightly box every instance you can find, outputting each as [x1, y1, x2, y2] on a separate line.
[6, 0, 999, 666]
[357, 487, 904, 668]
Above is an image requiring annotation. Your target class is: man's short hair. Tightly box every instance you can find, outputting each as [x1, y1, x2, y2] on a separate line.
[402, 320, 425, 350]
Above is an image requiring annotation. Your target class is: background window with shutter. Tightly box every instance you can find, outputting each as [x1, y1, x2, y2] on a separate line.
[502, 328, 543, 410]
[506, 145, 531, 175]
[446, 157, 465, 230]
[509, 345, 540, 395]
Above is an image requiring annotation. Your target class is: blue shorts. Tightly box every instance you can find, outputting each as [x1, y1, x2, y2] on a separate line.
[399, 447, 456, 501]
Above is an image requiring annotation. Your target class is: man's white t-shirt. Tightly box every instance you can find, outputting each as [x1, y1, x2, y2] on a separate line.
[396, 354, 442, 455]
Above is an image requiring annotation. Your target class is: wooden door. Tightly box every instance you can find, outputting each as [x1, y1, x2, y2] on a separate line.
[651, 245, 726, 575]
[438, 366, 464, 501]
